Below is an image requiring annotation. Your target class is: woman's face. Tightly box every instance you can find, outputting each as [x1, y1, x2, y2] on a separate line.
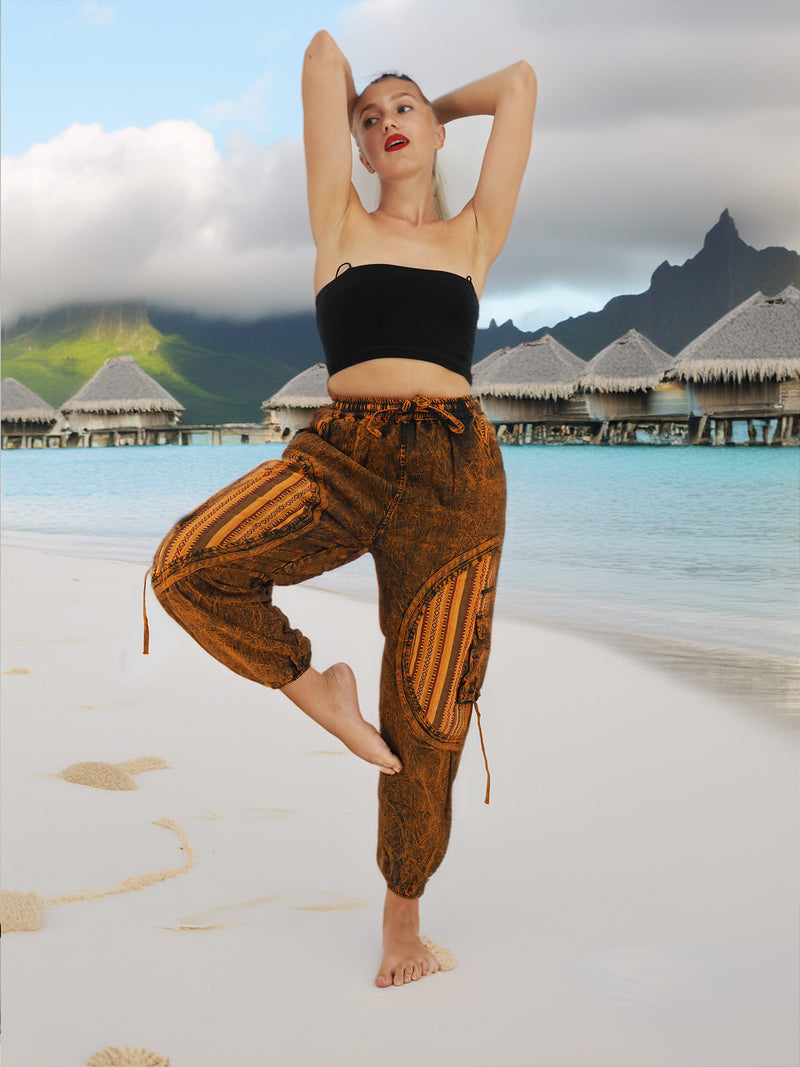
[353, 77, 444, 177]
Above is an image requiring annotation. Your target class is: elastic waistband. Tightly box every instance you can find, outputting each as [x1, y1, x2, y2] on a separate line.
[327, 394, 477, 416]
[319, 394, 479, 438]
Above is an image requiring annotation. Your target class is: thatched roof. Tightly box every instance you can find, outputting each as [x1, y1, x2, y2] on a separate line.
[263, 363, 330, 409]
[471, 347, 512, 378]
[60, 356, 184, 414]
[669, 286, 800, 383]
[1, 378, 58, 423]
[471, 335, 585, 400]
[580, 329, 675, 393]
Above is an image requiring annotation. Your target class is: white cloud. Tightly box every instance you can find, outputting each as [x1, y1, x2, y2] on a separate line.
[1, 121, 314, 323]
[3, 0, 798, 326]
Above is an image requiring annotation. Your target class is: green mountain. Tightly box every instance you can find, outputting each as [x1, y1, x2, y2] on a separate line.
[1, 303, 297, 424]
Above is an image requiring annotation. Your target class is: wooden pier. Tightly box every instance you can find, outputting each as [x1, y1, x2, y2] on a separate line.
[2, 423, 282, 450]
[493, 412, 799, 446]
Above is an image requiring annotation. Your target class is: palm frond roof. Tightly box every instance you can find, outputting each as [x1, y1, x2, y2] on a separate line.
[472, 335, 585, 399]
[263, 363, 330, 409]
[580, 329, 675, 393]
[669, 286, 800, 383]
[1, 378, 58, 423]
[60, 356, 184, 414]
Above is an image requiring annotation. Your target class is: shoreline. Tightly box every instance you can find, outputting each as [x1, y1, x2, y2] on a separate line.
[279, 566, 800, 726]
[507, 609, 800, 725]
[5, 536, 797, 724]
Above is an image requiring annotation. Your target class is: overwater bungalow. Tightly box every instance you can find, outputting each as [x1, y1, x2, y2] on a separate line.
[579, 329, 688, 442]
[60, 355, 184, 446]
[262, 362, 330, 438]
[668, 285, 800, 444]
[1, 378, 60, 448]
[472, 335, 587, 442]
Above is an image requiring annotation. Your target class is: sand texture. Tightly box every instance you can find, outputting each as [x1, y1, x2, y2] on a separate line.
[86, 1049, 169, 1067]
[2, 890, 46, 932]
[420, 935, 457, 971]
[4, 818, 195, 931]
[58, 756, 170, 790]
[2, 545, 798, 1067]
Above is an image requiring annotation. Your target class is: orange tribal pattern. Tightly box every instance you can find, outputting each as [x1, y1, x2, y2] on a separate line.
[151, 459, 316, 590]
[402, 545, 499, 745]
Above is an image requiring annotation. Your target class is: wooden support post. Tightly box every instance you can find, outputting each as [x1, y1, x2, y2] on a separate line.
[688, 414, 706, 444]
[590, 420, 606, 445]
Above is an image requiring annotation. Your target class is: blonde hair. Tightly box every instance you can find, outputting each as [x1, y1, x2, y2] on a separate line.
[352, 72, 450, 221]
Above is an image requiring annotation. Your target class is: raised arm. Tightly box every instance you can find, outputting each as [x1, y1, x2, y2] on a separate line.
[432, 61, 537, 265]
[302, 31, 358, 246]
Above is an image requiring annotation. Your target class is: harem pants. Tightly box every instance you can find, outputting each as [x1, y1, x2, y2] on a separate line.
[150, 394, 506, 898]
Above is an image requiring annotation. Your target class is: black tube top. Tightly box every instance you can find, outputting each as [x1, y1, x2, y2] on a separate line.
[315, 263, 479, 382]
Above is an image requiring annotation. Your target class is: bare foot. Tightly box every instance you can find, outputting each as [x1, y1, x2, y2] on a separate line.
[281, 662, 402, 774]
[375, 889, 440, 988]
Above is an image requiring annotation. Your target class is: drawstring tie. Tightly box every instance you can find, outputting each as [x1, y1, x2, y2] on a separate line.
[474, 414, 491, 447]
[365, 396, 466, 438]
[313, 407, 337, 435]
[142, 568, 151, 655]
[473, 701, 491, 805]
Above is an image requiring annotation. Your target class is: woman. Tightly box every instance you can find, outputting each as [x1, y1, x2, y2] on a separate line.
[150, 30, 536, 988]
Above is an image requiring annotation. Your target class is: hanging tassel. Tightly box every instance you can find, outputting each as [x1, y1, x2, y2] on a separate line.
[142, 568, 151, 655]
[473, 702, 491, 805]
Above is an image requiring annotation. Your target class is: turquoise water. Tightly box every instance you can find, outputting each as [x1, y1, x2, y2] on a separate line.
[2, 443, 798, 660]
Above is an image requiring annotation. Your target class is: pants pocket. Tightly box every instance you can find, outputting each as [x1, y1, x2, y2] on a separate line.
[152, 457, 321, 590]
[396, 538, 502, 748]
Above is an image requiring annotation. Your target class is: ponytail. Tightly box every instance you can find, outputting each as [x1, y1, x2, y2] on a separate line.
[431, 154, 449, 221]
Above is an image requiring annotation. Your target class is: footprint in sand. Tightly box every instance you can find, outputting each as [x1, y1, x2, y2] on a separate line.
[188, 806, 294, 823]
[57, 756, 170, 791]
[1, 818, 195, 933]
[87, 1048, 170, 1066]
[168, 890, 370, 931]
[2, 667, 30, 675]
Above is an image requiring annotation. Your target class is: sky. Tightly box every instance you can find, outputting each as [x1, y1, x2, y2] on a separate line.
[2, 0, 799, 331]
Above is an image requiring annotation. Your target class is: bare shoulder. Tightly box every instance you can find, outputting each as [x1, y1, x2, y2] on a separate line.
[314, 202, 487, 295]
[312, 192, 371, 294]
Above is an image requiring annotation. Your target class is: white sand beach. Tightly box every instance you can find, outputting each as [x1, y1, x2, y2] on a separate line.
[2, 545, 798, 1067]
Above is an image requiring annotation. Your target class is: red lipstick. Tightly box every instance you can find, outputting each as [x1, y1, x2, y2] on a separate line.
[384, 135, 409, 152]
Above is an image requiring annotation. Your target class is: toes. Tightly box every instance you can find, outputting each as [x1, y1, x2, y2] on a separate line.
[375, 973, 392, 988]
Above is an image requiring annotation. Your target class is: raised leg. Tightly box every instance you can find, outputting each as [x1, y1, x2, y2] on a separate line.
[281, 662, 401, 773]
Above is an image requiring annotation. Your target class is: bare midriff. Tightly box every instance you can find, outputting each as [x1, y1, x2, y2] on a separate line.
[327, 358, 470, 400]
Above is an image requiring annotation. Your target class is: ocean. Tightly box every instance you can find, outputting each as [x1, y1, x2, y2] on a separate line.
[3, 442, 798, 716]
